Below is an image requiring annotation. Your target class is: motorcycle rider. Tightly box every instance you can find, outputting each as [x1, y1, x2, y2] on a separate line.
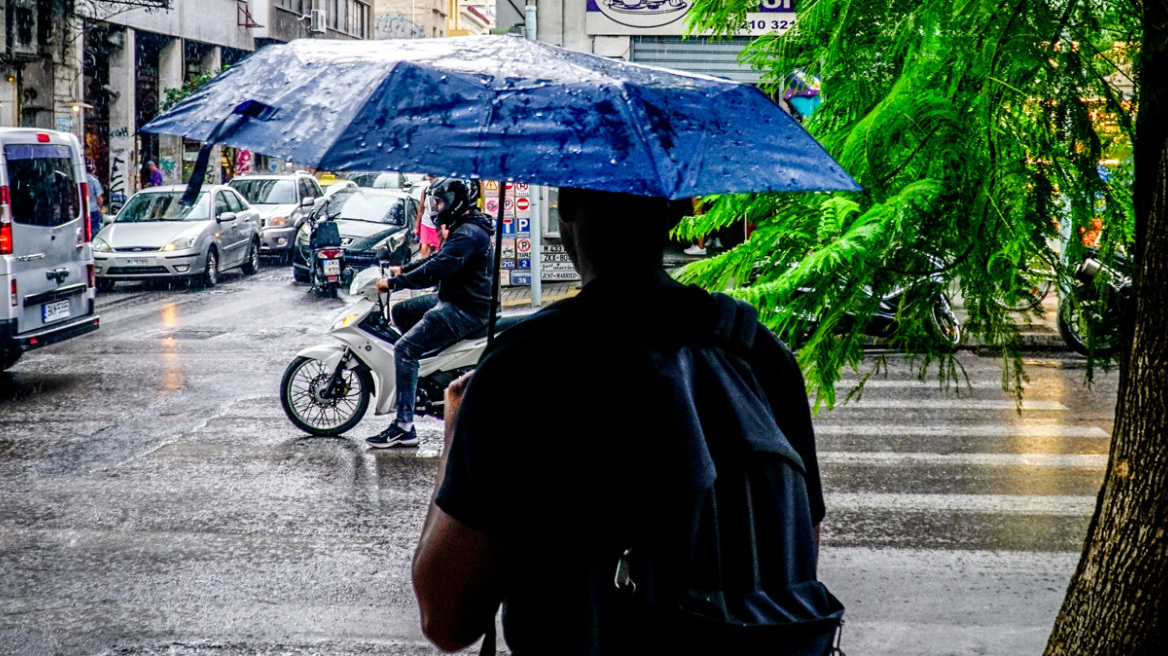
[367, 178, 494, 448]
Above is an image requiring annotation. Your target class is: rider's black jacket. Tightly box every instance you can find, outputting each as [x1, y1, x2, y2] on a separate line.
[391, 209, 494, 318]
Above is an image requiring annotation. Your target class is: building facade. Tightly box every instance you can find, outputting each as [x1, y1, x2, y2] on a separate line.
[71, 0, 371, 207]
[495, 0, 794, 81]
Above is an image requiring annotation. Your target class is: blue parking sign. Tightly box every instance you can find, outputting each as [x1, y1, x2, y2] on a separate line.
[516, 217, 530, 234]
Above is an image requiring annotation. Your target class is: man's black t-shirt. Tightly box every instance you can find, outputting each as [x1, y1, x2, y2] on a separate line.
[436, 272, 825, 656]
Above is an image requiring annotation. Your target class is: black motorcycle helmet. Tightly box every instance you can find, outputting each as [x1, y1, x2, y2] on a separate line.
[427, 177, 479, 226]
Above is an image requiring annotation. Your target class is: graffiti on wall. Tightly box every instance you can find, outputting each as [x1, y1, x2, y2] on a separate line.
[375, 15, 425, 40]
[108, 152, 128, 212]
[160, 157, 178, 181]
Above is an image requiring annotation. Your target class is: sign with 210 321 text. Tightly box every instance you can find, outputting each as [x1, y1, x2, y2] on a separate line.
[586, 0, 796, 37]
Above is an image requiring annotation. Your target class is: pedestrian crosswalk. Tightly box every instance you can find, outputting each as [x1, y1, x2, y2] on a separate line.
[812, 354, 1114, 655]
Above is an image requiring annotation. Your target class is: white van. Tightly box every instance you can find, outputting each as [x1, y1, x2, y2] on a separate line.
[0, 128, 99, 372]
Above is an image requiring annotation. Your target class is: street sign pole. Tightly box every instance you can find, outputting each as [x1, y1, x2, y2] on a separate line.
[488, 184, 506, 345]
[530, 187, 542, 307]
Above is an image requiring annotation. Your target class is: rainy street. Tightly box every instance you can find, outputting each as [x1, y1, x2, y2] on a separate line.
[0, 264, 1119, 656]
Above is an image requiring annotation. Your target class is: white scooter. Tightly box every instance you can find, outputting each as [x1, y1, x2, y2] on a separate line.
[279, 265, 532, 437]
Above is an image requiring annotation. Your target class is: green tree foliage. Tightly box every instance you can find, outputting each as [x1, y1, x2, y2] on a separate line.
[159, 68, 226, 114]
[683, 0, 1140, 408]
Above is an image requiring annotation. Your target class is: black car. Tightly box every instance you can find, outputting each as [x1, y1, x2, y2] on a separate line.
[292, 187, 417, 283]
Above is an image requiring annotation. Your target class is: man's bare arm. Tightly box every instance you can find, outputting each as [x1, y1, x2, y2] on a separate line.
[412, 372, 505, 653]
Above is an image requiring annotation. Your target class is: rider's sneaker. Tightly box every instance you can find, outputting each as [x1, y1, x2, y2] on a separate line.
[366, 423, 418, 449]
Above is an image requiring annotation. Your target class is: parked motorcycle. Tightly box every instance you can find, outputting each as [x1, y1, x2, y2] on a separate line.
[1058, 249, 1131, 357]
[304, 208, 344, 298]
[780, 258, 962, 350]
[279, 266, 531, 437]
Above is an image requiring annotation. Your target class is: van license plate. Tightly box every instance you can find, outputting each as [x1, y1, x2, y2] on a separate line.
[43, 300, 70, 324]
[324, 260, 340, 276]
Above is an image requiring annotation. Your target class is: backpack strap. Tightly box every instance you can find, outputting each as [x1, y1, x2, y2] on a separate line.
[710, 293, 758, 354]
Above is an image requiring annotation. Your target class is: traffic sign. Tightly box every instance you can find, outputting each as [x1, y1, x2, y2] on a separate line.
[511, 270, 531, 286]
[518, 258, 531, 269]
[485, 181, 500, 190]
[503, 197, 514, 212]
[501, 217, 514, 235]
[516, 217, 530, 233]
[517, 238, 532, 254]
[485, 198, 499, 214]
[516, 182, 530, 194]
[516, 198, 530, 212]
[501, 259, 515, 270]
[501, 238, 516, 258]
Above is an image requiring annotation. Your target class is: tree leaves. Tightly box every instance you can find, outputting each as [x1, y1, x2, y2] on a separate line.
[683, 0, 1139, 407]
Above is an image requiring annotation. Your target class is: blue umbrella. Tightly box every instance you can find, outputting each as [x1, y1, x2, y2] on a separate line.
[142, 35, 859, 199]
[143, 35, 860, 338]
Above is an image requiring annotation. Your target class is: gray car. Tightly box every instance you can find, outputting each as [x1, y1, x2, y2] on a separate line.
[228, 172, 324, 260]
[92, 185, 261, 290]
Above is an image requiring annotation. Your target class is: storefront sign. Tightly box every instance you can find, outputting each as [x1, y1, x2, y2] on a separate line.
[586, 0, 796, 37]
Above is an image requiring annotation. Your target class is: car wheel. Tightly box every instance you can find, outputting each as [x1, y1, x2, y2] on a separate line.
[0, 351, 21, 372]
[201, 248, 219, 288]
[242, 240, 260, 275]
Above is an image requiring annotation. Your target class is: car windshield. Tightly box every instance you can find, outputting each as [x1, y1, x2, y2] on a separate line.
[328, 191, 405, 225]
[229, 179, 297, 205]
[116, 192, 210, 222]
[350, 172, 404, 189]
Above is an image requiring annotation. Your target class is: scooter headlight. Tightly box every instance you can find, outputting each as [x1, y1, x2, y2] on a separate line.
[332, 313, 361, 330]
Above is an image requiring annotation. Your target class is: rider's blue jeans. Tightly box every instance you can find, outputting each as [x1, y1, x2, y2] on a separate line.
[390, 293, 485, 425]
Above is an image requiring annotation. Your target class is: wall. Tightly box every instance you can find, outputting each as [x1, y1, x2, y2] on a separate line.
[88, 0, 256, 50]
[373, 0, 444, 39]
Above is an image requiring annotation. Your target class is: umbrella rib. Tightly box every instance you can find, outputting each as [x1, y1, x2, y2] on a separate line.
[612, 81, 674, 199]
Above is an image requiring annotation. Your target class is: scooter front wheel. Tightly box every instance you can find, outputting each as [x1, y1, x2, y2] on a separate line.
[280, 355, 373, 436]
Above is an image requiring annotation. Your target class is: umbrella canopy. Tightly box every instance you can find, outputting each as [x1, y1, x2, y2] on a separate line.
[143, 35, 858, 200]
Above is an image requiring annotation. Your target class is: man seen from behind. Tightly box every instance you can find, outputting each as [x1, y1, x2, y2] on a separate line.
[412, 188, 833, 655]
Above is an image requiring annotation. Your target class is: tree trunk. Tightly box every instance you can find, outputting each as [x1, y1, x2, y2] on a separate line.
[1044, 2, 1168, 654]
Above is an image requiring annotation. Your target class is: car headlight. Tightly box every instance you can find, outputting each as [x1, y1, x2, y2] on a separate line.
[267, 215, 290, 227]
[91, 237, 112, 253]
[332, 313, 361, 330]
[161, 235, 199, 252]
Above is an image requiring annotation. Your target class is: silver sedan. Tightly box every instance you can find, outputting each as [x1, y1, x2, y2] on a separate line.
[92, 185, 262, 290]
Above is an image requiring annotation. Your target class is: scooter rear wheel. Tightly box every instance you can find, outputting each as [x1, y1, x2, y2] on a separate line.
[281, 355, 373, 436]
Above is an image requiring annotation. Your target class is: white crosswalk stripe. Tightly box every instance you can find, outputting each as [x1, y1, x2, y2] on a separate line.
[815, 356, 1114, 655]
[819, 452, 1108, 468]
[815, 423, 1109, 437]
[835, 399, 1067, 410]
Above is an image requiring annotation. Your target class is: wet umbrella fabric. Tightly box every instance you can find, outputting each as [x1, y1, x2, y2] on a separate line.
[142, 35, 859, 199]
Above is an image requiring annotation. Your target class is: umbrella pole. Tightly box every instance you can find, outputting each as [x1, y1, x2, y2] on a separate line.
[487, 184, 506, 346]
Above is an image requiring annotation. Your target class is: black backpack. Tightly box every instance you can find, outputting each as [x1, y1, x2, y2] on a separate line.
[610, 293, 845, 655]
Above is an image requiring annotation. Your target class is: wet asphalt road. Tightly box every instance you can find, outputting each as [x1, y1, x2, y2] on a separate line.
[0, 262, 1119, 655]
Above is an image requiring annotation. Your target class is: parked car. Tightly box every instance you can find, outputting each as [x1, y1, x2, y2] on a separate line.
[0, 128, 99, 372]
[292, 187, 417, 283]
[323, 180, 357, 197]
[228, 171, 323, 261]
[349, 171, 428, 202]
[92, 185, 261, 290]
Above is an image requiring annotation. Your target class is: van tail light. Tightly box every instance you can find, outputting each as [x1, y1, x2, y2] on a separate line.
[9, 279, 16, 307]
[87, 264, 96, 289]
[79, 182, 91, 243]
[0, 185, 12, 255]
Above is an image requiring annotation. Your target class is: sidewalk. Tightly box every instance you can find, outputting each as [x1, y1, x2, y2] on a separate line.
[498, 253, 1065, 350]
[500, 281, 582, 308]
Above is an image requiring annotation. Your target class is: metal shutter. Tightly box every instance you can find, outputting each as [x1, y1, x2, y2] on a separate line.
[629, 37, 761, 84]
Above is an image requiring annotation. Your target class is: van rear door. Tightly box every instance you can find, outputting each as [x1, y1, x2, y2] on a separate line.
[2, 138, 91, 334]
